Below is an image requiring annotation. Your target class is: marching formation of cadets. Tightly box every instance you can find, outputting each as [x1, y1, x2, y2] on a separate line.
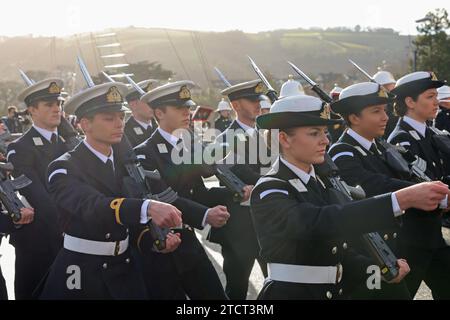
[0, 59, 450, 301]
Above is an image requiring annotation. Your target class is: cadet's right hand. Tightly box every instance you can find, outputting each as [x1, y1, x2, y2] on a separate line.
[386, 259, 410, 284]
[206, 205, 230, 228]
[148, 200, 182, 228]
[395, 181, 449, 212]
[14, 207, 35, 225]
[160, 232, 181, 254]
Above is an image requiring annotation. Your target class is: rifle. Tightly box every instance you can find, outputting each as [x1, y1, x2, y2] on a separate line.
[376, 139, 432, 182]
[120, 137, 187, 252]
[287, 61, 333, 104]
[347, 59, 396, 99]
[247, 56, 278, 103]
[0, 162, 32, 223]
[315, 154, 399, 281]
[428, 126, 450, 157]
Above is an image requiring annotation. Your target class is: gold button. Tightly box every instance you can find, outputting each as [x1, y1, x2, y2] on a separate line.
[105, 233, 111, 240]
[125, 258, 130, 264]
[342, 243, 348, 250]
[383, 234, 389, 241]
[332, 247, 338, 255]
[393, 233, 397, 239]
[339, 289, 343, 296]
[326, 291, 333, 299]
[103, 263, 108, 269]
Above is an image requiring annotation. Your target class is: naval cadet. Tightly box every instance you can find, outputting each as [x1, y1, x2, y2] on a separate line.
[40, 81, 182, 299]
[251, 94, 449, 300]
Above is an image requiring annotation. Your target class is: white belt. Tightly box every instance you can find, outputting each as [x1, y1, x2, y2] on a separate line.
[64, 234, 129, 256]
[268, 263, 343, 285]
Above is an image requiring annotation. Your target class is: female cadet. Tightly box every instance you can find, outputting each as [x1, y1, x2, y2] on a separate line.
[250, 94, 449, 300]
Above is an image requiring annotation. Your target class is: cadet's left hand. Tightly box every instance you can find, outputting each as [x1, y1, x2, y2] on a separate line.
[241, 185, 254, 202]
[14, 207, 35, 225]
[160, 232, 181, 254]
[386, 259, 410, 284]
[206, 205, 230, 228]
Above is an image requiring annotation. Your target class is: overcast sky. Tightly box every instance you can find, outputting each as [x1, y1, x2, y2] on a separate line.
[2, 0, 448, 36]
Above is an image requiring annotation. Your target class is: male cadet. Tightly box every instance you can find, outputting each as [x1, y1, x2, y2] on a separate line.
[6, 78, 69, 299]
[40, 81, 182, 299]
[435, 85, 450, 132]
[328, 82, 422, 299]
[373, 70, 398, 139]
[136, 80, 233, 299]
[124, 79, 158, 147]
[214, 98, 233, 132]
[210, 80, 269, 299]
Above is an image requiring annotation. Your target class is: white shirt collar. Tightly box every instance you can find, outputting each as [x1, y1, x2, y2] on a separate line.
[158, 127, 180, 148]
[236, 119, 256, 136]
[33, 125, 58, 142]
[403, 116, 427, 137]
[134, 118, 152, 130]
[347, 128, 375, 151]
[280, 156, 316, 185]
[83, 140, 114, 166]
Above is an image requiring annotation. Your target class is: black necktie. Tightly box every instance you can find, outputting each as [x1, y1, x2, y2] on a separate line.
[105, 159, 115, 174]
[370, 143, 381, 156]
[307, 177, 322, 195]
[51, 133, 58, 144]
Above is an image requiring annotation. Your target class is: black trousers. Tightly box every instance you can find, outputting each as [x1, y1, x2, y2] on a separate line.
[222, 243, 267, 300]
[401, 244, 450, 299]
[350, 281, 411, 300]
[0, 266, 7, 300]
[14, 248, 57, 300]
[180, 257, 228, 300]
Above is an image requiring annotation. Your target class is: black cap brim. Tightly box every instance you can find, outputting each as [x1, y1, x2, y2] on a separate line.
[257, 112, 343, 129]
[76, 103, 129, 119]
[332, 96, 391, 116]
[391, 79, 446, 98]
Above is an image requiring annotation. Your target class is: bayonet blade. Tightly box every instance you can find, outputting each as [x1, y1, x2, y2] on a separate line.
[213, 67, 232, 88]
[19, 69, 35, 86]
[76, 56, 95, 88]
[247, 56, 276, 92]
[124, 74, 146, 96]
[287, 61, 317, 87]
[348, 59, 374, 82]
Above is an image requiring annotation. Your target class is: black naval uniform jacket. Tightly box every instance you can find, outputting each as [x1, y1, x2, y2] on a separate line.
[134, 129, 231, 272]
[386, 118, 448, 249]
[250, 158, 400, 300]
[40, 141, 147, 299]
[6, 127, 67, 252]
[6, 126, 67, 299]
[435, 106, 450, 133]
[211, 120, 269, 251]
[214, 116, 232, 133]
[216, 120, 269, 185]
[388, 117, 447, 180]
[124, 116, 157, 148]
[328, 130, 412, 252]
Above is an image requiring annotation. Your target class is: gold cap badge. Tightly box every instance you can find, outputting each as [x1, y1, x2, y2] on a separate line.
[378, 87, 389, 98]
[145, 82, 153, 92]
[320, 104, 331, 120]
[179, 86, 191, 99]
[48, 82, 61, 94]
[255, 82, 264, 94]
[430, 72, 438, 81]
[106, 86, 123, 103]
